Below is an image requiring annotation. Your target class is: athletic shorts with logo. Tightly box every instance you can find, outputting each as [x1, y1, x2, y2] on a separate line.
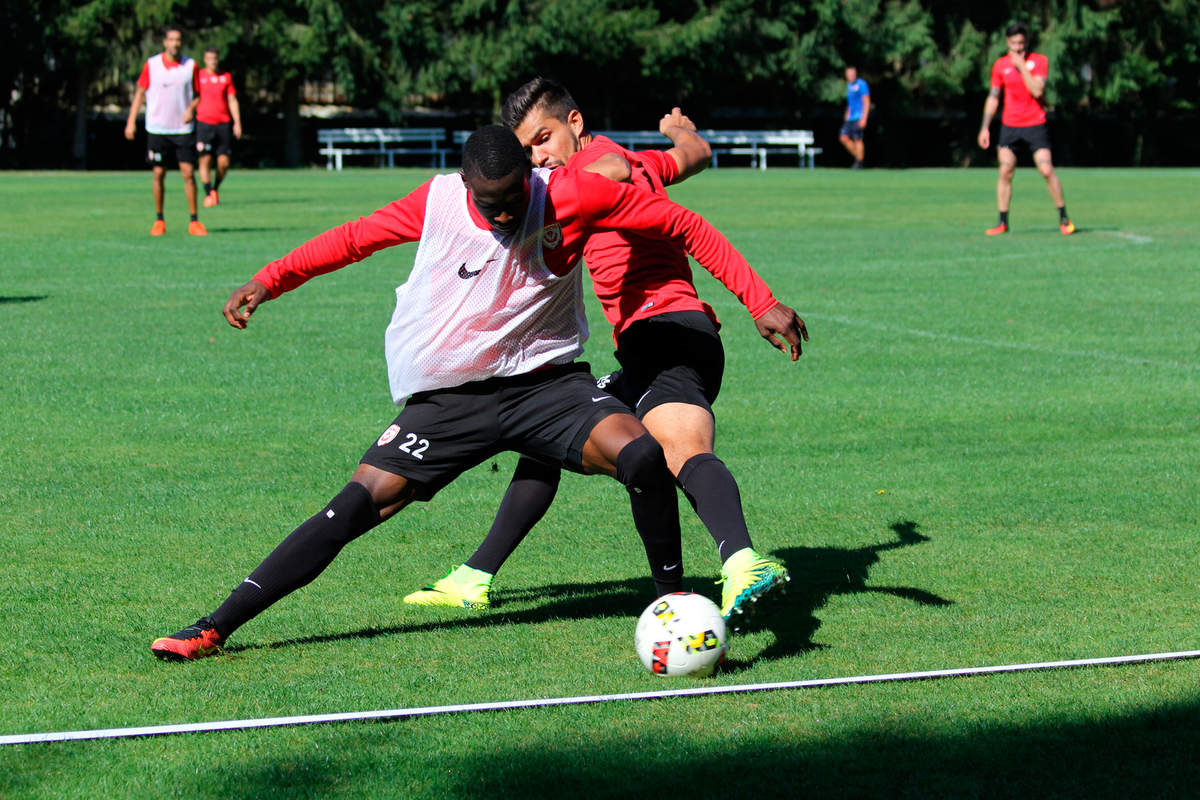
[196, 121, 234, 156]
[998, 124, 1052, 153]
[360, 362, 628, 500]
[596, 310, 724, 420]
[146, 132, 197, 166]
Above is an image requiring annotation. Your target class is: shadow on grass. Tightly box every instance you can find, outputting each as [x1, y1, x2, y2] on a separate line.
[230, 520, 948, 668]
[179, 687, 1200, 799]
[0, 295, 48, 304]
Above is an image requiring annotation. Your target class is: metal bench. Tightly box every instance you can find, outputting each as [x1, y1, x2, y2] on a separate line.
[450, 128, 821, 169]
[318, 128, 450, 170]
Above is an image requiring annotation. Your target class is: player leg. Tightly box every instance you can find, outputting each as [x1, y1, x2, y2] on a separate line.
[404, 456, 561, 608]
[988, 146, 1017, 235]
[151, 164, 167, 235]
[580, 411, 683, 598]
[1034, 147, 1074, 234]
[151, 465, 412, 660]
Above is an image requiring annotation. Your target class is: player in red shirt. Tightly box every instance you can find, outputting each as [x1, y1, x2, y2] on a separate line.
[149, 125, 806, 660]
[195, 48, 243, 207]
[123, 27, 206, 237]
[977, 23, 1075, 236]
[403, 78, 803, 627]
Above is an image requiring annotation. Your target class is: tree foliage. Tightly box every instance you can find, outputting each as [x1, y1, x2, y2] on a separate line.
[3, 0, 1199, 166]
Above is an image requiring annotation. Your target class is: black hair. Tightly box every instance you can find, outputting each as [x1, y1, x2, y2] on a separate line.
[1005, 22, 1029, 38]
[462, 125, 529, 180]
[204, 46, 219, 55]
[163, 25, 182, 38]
[501, 76, 579, 131]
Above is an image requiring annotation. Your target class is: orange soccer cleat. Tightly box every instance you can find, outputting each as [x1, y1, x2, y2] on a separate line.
[150, 219, 166, 236]
[151, 618, 224, 661]
[188, 220, 209, 236]
[1060, 219, 1076, 235]
[985, 223, 1008, 236]
[203, 190, 219, 208]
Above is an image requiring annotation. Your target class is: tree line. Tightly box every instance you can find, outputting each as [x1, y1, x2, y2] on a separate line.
[3, 0, 1198, 168]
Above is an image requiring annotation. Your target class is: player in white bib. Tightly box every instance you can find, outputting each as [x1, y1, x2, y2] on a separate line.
[123, 27, 207, 237]
[150, 125, 806, 661]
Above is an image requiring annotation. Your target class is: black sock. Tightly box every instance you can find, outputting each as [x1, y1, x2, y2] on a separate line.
[1058, 205, 1069, 221]
[156, 212, 164, 221]
[677, 453, 753, 563]
[213, 174, 223, 191]
[202, 182, 213, 195]
[190, 213, 198, 222]
[615, 434, 682, 596]
[999, 210, 1009, 226]
[208, 482, 381, 638]
[465, 457, 561, 575]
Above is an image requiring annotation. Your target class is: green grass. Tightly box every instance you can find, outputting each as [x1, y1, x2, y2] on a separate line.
[1, 166, 1198, 798]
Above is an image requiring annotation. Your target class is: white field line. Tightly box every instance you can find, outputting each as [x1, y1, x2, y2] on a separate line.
[808, 313, 1198, 370]
[1101, 231, 1154, 244]
[3, 649, 1198, 746]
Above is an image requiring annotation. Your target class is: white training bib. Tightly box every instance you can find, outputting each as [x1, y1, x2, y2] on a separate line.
[145, 55, 196, 135]
[384, 169, 587, 402]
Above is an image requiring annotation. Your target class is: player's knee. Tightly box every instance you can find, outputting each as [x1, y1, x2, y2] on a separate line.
[675, 452, 722, 489]
[323, 481, 383, 543]
[614, 433, 673, 495]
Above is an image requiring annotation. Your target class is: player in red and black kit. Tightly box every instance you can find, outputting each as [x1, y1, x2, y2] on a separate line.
[149, 125, 807, 660]
[195, 48, 243, 207]
[977, 22, 1075, 236]
[403, 77, 802, 628]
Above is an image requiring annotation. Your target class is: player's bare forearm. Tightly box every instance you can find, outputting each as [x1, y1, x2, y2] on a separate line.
[223, 280, 272, 329]
[125, 88, 146, 139]
[754, 301, 809, 361]
[584, 152, 632, 183]
[661, 108, 711, 182]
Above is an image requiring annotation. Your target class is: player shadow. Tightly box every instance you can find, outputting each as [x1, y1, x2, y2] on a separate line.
[226, 520, 948, 661]
[0, 294, 48, 304]
[720, 519, 952, 672]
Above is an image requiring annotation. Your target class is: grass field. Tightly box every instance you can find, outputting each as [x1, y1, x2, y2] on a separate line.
[1, 165, 1198, 798]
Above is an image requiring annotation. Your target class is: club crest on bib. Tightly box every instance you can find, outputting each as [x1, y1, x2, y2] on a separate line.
[541, 223, 563, 250]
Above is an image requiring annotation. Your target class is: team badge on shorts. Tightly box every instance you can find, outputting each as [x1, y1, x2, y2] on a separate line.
[541, 223, 562, 249]
[376, 424, 400, 447]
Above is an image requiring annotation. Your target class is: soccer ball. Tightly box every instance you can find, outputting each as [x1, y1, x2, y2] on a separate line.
[635, 592, 728, 677]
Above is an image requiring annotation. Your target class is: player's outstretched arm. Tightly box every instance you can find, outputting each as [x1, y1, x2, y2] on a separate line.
[754, 301, 809, 361]
[584, 152, 632, 183]
[660, 107, 711, 183]
[223, 280, 272, 329]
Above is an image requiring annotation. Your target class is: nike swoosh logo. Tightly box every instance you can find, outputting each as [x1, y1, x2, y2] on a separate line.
[591, 396, 609, 403]
[662, 563, 680, 571]
[458, 257, 499, 280]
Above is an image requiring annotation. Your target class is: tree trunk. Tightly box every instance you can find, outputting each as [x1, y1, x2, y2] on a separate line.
[284, 76, 302, 167]
[72, 64, 89, 169]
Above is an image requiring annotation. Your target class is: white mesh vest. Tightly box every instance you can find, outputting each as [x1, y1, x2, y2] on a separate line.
[145, 55, 196, 135]
[384, 169, 587, 403]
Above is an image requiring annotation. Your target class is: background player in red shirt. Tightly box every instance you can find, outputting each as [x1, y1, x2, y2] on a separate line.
[195, 47, 243, 207]
[977, 22, 1075, 236]
[404, 77, 805, 627]
[123, 27, 206, 237]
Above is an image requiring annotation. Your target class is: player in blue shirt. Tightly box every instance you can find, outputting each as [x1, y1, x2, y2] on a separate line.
[838, 66, 870, 169]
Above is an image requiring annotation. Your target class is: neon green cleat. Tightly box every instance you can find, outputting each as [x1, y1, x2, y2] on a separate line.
[718, 548, 789, 628]
[404, 565, 493, 609]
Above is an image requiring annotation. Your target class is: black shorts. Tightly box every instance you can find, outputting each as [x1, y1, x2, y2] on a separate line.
[598, 310, 725, 420]
[839, 120, 865, 141]
[146, 132, 196, 167]
[359, 363, 629, 500]
[196, 121, 234, 157]
[998, 124, 1052, 154]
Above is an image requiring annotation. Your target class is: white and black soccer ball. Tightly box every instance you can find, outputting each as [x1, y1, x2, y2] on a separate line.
[635, 592, 728, 677]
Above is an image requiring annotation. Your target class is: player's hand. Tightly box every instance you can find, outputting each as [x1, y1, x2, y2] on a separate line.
[223, 280, 272, 329]
[660, 107, 697, 137]
[977, 129, 990, 149]
[755, 301, 809, 361]
[233, 123, 243, 139]
[858, 118, 867, 130]
[124, 122, 135, 141]
[182, 109, 193, 124]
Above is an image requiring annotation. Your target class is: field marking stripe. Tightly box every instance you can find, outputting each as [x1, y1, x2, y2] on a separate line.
[3, 649, 1198, 746]
[809, 313, 1198, 370]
